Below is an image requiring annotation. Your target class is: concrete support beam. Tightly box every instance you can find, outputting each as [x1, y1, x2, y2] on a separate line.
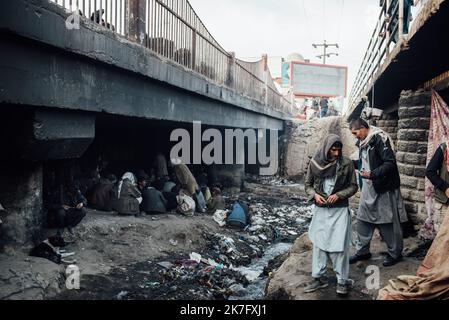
[0, 108, 95, 161]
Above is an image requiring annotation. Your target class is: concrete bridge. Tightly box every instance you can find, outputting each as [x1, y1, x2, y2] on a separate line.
[346, 0, 449, 235]
[0, 0, 292, 248]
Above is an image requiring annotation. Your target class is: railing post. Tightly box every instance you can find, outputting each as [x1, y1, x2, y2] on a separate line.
[262, 53, 268, 107]
[386, 0, 391, 55]
[191, 31, 197, 71]
[399, 0, 404, 39]
[125, 0, 147, 45]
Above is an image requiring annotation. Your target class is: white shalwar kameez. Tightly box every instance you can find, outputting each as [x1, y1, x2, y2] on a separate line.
[308, 172, 352, 285]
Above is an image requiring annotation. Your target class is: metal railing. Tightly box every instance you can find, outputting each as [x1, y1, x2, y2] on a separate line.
[349, 0, 421, 112]
[49, 0, 292, 116]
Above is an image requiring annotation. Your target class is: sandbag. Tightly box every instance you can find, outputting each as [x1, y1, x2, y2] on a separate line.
[177, 193, 196, 216]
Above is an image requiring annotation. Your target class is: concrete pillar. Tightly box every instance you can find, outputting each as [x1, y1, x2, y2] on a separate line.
[209, 164, 245, 192]
[0, 161, 43, 252]
[125, 0, 146, 45]
[396, 89, 431, 230]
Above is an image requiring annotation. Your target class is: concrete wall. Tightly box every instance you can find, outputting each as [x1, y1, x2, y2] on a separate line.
[396, 89, 432, 229]
[282, 117, 358, 181]
[0, 161, 44, 251]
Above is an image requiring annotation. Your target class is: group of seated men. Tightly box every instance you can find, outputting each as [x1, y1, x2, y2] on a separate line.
[45, 155, 226, 239]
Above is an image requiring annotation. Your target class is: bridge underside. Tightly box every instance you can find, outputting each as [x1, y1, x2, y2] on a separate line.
[0, 33, 283, 131]
[348, 0, 449, 120]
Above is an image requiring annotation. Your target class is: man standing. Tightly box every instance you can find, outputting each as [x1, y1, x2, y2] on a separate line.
[349, 118, 408, 267]
[425, 142, 449, 234]
[304, 134, 358, 296]
[319, 98, 329, 118]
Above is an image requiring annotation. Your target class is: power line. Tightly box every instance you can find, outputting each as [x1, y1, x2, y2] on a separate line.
[337, 0, 345, 45]
[323, 0, 326, 41]
[301, 0, 313, 47]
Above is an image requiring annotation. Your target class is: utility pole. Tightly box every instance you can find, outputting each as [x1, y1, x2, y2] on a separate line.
[313, 40, 339, 64]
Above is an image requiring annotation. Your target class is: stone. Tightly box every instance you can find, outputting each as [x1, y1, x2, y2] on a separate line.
[414, 166, 427, 178]
[397, 141, 417, 153]
[290, 233, 313, 254]
[417, 179, 426, 191]
[398, 163, 415, 176]
[398, 105, 431, 119]
[400, 176, 419, 189]
[397, 129, 428, 142]
[416, 142, 428, 155]
[398, 118, 431, 130]
[399, 90, 432, 108]
[401, 153, 427, 166]
[384, 120, 399, 127]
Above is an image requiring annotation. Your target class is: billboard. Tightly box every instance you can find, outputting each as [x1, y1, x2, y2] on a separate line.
[281, 62, 291, 86]
[291, 62, 348, 98]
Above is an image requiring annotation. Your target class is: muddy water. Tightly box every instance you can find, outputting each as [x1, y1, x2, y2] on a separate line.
[229, 242, 292, 300]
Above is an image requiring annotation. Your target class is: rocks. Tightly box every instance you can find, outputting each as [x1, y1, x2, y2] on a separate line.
[0, 253, 64, 300]
[282, 117, 358, 180]
[290, 233, 313, 254]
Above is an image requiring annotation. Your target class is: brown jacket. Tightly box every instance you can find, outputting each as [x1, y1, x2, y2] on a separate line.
[88, 179, 116, 211]
[174, 164, 199, 196]
[112, 180, 141, 215]
[207, 195, 226, 214]
[305, 157, 358, 208]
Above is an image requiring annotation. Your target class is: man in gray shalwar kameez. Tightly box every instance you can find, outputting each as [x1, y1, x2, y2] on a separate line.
[349, 118, 408, 267]
[304, 134, 358, 296]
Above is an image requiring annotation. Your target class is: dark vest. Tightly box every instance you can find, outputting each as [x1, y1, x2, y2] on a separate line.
[434, 143, 449, 204]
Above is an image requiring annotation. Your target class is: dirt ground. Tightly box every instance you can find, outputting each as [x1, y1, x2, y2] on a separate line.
[266, 232, 426, 300]
[0, 179, 430, 300]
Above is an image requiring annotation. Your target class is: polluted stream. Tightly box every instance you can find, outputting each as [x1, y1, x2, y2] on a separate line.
[55, 180, 313, 300]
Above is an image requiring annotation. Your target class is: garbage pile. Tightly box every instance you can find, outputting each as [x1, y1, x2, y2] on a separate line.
[247, 201, 313, 243]
[245, 174, 298, 186]
[131, 198, 314, 300]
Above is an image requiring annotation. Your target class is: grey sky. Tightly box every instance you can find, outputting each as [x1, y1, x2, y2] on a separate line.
[188, 0, 381, 97]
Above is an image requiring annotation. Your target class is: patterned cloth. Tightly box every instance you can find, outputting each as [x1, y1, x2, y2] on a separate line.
[421, 90, 449, 240]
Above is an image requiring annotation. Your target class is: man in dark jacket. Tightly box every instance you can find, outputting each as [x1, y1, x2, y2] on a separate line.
[349, 118, 408, 267]
[304, 134, 358, 296]
[426, 142, 449, 234]
[88, 174, 117, 211]
[138, 175, 168, 215]
[47, 181, 87, 238]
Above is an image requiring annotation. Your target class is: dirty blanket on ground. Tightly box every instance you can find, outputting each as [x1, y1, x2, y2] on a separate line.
[378, 207, 449, 300]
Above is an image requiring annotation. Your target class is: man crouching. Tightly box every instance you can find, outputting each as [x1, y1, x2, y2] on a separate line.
[304, 134, 358, 296]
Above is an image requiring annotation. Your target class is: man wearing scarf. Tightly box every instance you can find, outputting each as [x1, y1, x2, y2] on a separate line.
[304, 134, 358, 296]
[349, 118, 408, 267]
[426, 142, 449, 234]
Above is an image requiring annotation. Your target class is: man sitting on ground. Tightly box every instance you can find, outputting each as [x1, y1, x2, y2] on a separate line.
[47, 181, 87, 239]
[88, 174, 117, 211]
[138, 175, 168, 215]
[207, 187, 226, 214]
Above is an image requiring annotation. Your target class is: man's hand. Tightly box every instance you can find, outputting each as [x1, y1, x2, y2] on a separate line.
[62, 205, 71, 210]
[445, 188, 449, 199]
[76, 203, 84, 210]
[327, 194, 340, 205]
[314, 194, 327, 205]
[359, 170, 371, 179]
